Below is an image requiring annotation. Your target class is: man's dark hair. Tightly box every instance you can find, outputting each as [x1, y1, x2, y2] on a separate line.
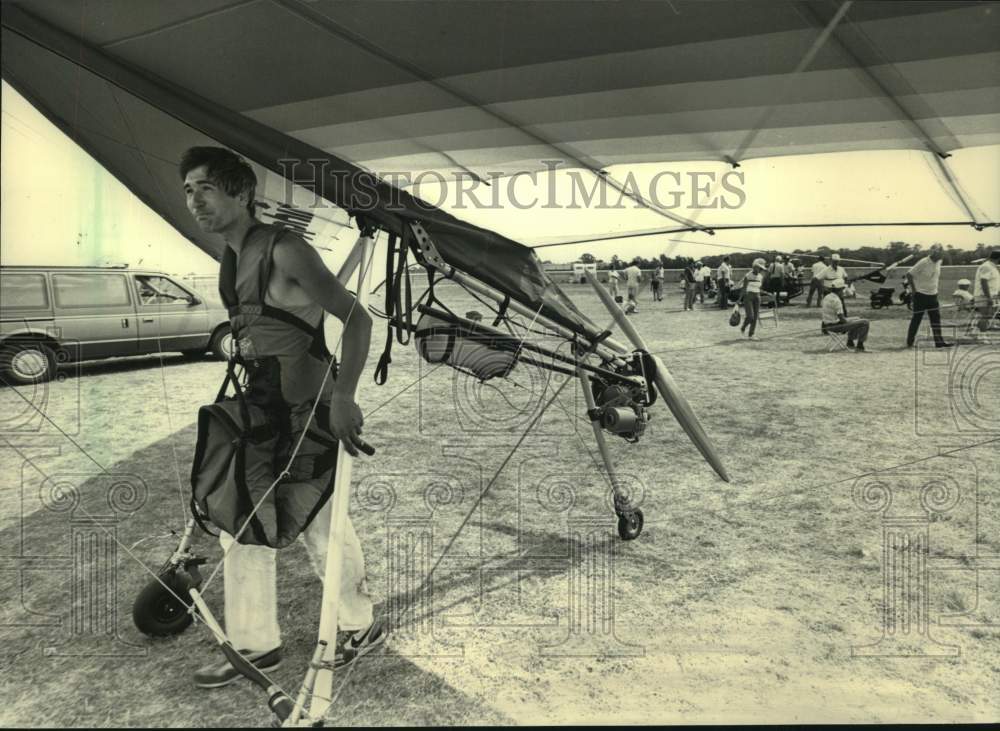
[180, 147, 257, 215]
[723, 256, 730, 262]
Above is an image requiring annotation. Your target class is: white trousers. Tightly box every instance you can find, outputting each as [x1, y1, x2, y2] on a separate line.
[220, 499, 373, 651]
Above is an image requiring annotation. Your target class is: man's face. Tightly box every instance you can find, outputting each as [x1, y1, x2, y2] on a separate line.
[183, 165, 247, 233]
[929, 248, 943, 262]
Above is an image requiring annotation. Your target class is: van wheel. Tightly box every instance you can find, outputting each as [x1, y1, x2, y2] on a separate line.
[1, 342, 56, 385]
[209, 326, 233, 361]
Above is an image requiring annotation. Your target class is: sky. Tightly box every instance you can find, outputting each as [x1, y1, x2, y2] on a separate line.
[2, 80, 998, 273]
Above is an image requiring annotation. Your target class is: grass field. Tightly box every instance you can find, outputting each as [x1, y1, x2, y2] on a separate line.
[1, 280, 998, 726]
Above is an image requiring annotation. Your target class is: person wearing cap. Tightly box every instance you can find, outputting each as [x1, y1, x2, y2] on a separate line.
[821, 253, 849, 315]
[806, 256, 827, 307]
[737, 258, 767, 340]
[821, 284, 870, 352]
[717, 256, 733, 309]
[952, 278, 975, 312]
[905, 244, 952, 348]
[974, 249, 1000, 322]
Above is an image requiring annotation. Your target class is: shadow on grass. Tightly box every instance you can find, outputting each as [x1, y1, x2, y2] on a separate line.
[0, 426, 515, 727]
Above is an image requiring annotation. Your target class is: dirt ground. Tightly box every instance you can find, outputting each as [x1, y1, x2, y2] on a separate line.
[1, 280, 998, 726]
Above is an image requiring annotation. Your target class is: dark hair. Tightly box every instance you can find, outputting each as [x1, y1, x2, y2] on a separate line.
[180, 147, 257, 215]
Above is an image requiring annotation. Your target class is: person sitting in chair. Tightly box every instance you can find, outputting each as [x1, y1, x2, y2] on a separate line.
[952, 278, 975, 312]
[822, 285, 870, 352]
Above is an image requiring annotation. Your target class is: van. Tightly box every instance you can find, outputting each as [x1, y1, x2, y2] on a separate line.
[572, 261, 598, 283]
[0, 265, 231, 384]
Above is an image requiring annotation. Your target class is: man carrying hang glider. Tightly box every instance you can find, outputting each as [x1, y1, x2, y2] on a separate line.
[180, 147, 386, 688]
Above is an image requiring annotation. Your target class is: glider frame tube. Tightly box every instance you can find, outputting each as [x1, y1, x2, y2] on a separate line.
[306, 234, 377, 722]
[411, 254, 629, 365]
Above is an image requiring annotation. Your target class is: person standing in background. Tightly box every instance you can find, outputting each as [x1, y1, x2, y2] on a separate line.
[699, 262, 713, 302]
[806, 256, 827, 307]
[738, 258, 766, 341]
[652, 264, 664, 302]
[623, 262, 642, 314]
[717, 256, 732, 309]
[974, 249, 999, 323]
[905, 244, 952, 348]
[607, 266, 621, 302]
[683, 260, 697, 311]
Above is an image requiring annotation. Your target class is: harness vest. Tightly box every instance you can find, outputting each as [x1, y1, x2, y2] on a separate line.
[189, 223, 341, 548]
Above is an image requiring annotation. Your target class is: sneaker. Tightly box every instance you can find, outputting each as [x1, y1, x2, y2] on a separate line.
[193, 645, 282, 689]
[333, 617, 388, 669]
[935, 342, 954, 348]
[846, 341, 855, 349]
[856, 344, 867, 352]
[748, 335, 762, 341]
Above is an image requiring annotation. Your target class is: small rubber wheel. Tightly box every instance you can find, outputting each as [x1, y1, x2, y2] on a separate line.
[132, 569, 195, 637]
[617, 509, 644, 540]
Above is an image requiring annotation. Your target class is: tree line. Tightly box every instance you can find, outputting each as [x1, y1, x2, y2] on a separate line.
[566, 241, 992, 270]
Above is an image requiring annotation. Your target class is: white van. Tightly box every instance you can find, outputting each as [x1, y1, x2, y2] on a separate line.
[0, 265, 231, 384]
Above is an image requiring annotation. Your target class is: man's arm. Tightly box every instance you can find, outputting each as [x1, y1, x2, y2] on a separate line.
[273, 236, 373, 456]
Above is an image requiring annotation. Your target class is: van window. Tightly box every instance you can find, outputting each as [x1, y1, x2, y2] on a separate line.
[52, 273, 131, 308]
[135, 275, 192, 305]
[0, 273, 49, 309]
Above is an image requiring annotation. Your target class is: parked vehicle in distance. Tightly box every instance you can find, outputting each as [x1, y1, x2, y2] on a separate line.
[1, 265, 231, 384]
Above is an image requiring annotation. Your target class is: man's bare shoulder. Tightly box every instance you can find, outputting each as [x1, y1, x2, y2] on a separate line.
[271, 230, 322, 274]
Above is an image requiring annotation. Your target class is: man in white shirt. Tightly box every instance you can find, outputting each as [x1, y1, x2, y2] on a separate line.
[623, 263, 642, 313]
[905, 244, 951, 348]
[806, 256, 827, 307]
[822, 285, 870, 351]
[717, 256, 733, 309]
[974, 249, 1000, 321]
[692, 261, 706, 304]
[607, 267, 621, 301]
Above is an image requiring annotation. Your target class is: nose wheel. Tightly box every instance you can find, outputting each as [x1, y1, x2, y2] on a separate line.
[616, 508, 644, 540]
[132, 558, 206, 637]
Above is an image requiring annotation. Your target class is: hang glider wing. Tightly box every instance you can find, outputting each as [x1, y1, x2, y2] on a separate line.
[2, 1, 998, 327]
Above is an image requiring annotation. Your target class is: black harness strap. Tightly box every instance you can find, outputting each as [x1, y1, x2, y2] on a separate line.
[492, 293, 511, 327]
[374, 233, 400, 385]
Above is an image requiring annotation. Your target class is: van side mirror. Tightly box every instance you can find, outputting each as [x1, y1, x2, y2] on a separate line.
[186, 295, 201, 306]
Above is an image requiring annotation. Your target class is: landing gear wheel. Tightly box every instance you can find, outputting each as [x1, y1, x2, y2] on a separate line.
[132, 568, 196, 637]
[616, 508, 644, 540]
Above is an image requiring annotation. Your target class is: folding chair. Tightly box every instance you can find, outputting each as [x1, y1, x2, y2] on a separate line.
[823, 325, 849, 352]
[759, 292, 780, 328]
